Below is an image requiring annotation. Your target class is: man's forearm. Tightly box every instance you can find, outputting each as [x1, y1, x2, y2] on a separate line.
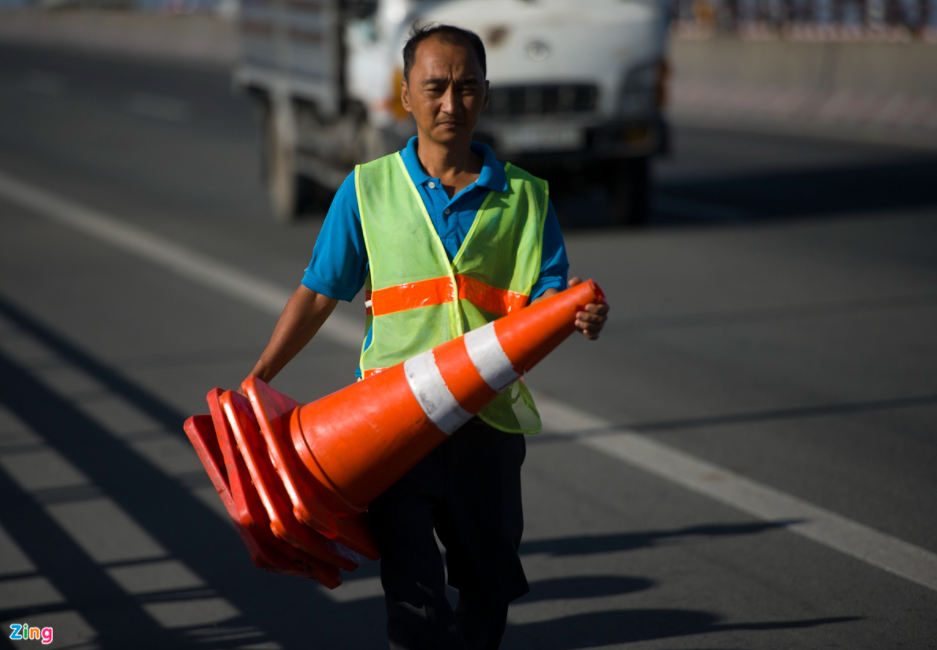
[247, 285, 339, 384]
[531, 287, 559, 305]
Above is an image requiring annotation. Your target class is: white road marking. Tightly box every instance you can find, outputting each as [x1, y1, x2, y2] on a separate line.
[535, 396, 937, 594]
[2, 169, 937, 595]
[125, 92, 190, 123]
[0, 170, 363, 348]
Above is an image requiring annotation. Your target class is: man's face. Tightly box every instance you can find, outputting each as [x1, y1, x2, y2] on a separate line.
[401, 37, 489, 148]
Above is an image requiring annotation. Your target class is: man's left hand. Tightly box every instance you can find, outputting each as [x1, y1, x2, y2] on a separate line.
[569, 276, 609, 340]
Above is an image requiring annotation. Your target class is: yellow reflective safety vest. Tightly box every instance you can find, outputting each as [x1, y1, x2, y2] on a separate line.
[355, 151, 548, 434]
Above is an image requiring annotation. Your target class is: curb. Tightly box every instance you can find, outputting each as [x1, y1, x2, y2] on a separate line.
[669, 80, 937, 148]
[0, 10, 237, 66]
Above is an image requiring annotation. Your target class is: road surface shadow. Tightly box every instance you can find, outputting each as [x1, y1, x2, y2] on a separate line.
[549, 150, 937, 230]
[0, 294, 385, 650]
[0, 293, 858, 650]
[522, 575, 654, 603]
[656, 154, 937, 223]
[503, 608, 860, 650]
[521, 521, 793, 558]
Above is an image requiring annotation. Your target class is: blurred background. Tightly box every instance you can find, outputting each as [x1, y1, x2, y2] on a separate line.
[673, 0, 936, 36]
[0, 1, 935, 649]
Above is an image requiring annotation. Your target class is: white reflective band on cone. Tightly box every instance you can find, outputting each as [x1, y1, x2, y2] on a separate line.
[404, 350, 473, 435]
[463, 322, 520, 393]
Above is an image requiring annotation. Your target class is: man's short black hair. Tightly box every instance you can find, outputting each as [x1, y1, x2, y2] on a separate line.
[402, 23, 487, 82]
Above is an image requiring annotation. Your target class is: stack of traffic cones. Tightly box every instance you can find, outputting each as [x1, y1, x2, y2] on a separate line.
[184, 280, 604, 588]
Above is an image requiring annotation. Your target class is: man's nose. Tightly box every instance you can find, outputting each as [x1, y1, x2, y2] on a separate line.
[441, 86, 458, 114]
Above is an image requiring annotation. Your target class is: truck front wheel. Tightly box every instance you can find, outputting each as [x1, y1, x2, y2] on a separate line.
[263, 112, 312, 223]
[606, 158, 651, 227]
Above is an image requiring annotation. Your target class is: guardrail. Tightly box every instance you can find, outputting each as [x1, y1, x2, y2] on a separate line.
[671, 0, 936, 41]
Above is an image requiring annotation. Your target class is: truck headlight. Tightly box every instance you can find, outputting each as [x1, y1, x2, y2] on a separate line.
[619, 59, 668, 114]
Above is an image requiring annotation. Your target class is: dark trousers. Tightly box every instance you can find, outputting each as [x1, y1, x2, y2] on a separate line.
[368, 419, 528, 650]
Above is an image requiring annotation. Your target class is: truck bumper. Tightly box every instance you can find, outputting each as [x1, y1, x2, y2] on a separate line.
[474, 115, 670, 168]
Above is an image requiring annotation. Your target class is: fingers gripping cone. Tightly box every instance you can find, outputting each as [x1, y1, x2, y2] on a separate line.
[183, 279, 603, 589]
[285, 279, 605, 517]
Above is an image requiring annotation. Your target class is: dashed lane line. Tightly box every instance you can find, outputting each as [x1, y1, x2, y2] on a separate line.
[2, 168, 936, 595]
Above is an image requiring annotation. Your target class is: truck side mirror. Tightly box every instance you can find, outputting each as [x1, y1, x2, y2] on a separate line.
[344, 0, 378, 20]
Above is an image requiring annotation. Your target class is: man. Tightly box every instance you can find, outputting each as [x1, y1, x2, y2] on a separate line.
[245, 23, 608, 650]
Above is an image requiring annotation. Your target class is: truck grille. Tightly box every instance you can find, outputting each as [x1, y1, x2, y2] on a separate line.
[486, 84, 599, 117]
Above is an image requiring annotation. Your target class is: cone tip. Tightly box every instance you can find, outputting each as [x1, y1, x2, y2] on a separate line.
[584, 279, 605, 305]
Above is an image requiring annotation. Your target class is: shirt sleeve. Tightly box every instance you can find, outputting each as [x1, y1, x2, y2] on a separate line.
[529, 199, 569, 301]
[301, 172, 370, 302]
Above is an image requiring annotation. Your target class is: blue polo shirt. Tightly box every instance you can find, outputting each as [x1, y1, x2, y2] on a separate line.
[302, 137, 569, 303]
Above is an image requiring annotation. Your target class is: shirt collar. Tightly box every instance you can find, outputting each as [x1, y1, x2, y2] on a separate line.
[400, 136, 508, 193]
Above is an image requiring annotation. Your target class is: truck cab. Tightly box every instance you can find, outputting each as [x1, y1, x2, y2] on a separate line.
[235, 0, 670, 225]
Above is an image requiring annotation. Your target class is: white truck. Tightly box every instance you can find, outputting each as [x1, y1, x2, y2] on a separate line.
[234, 0, 671, 225]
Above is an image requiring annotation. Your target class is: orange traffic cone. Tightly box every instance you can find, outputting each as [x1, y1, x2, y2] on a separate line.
[184, 406, 341, 587]
[258, 279, 604, 518]
[206, 389, 346, 586]
[218, 389, 363, 571]
[184, 279, 603, 589]
[243, 379, 380, 559]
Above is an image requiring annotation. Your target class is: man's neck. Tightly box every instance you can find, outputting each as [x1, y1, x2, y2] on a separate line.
[415, 136, 482, 198]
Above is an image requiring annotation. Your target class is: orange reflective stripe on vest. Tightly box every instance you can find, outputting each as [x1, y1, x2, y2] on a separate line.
[370, 274, 528, 318]
[355, 152, 548, 433]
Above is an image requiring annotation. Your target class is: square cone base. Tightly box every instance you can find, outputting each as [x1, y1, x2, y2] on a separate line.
[209, 390, 347, 586]
[218, 390, 361, 572]
[245, 378, 380, 561]
[183, 412, 342, 588]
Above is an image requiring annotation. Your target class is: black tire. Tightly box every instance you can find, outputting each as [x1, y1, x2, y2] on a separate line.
[262, 110, 313, 223]
[606, 158, 651, 227]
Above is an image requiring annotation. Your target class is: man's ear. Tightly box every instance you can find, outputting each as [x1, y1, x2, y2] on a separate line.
[401, 78, 412, 113]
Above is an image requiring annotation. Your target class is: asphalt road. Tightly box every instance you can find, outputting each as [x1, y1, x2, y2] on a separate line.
[1, 42, 936, 650]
